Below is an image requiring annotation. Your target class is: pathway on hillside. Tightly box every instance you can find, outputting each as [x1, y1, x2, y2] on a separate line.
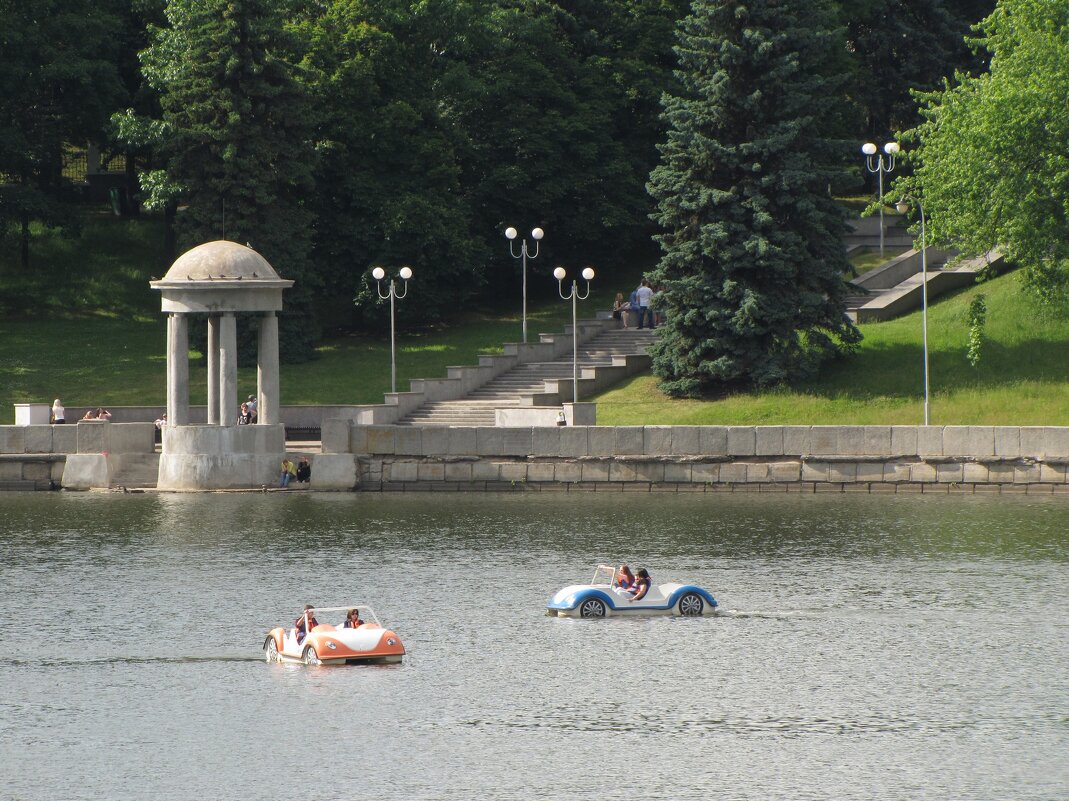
[397, 327, 657, 426]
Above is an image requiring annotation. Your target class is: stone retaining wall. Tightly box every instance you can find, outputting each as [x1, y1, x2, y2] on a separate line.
[325, 424, 1069, 493]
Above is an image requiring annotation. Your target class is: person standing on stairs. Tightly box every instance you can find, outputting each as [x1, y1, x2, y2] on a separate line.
[635, 279, 654, 329]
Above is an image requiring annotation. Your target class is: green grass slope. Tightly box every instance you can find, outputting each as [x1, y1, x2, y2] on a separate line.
[594, 269, 1069, 425]
[0, 212, 628, 421]
[3, 211, 1068, 426]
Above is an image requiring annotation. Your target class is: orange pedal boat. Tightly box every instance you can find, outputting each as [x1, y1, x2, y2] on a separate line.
[264, 605, 405, 666]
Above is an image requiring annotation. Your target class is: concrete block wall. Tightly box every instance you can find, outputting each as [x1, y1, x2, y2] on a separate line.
[339, 424, 1069, 493]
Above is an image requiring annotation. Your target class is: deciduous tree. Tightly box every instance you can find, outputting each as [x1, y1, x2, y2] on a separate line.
[140, 0, 319, 360]
[900, 0, 1069, 305]
[0, 0, 125, 269]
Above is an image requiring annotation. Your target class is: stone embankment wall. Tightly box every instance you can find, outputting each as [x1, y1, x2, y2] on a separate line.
[0, 422, 155, 490]
[322, 423, 1069, 493]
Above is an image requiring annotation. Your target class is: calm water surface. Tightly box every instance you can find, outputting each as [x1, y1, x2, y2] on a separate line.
[0, 491, 1066, 800]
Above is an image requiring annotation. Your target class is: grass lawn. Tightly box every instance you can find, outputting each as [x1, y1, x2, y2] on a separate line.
[0, 210, 632, 421]
[594, 268, 1069, 426]
[4, 207, 1069, 426]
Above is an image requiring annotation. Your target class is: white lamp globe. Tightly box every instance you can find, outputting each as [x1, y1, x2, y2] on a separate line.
[896, 201, 910, 214]
[861, 143, 877, 155]
[531, 227, 544, 240]
[504, 227, 517, 240]
[399, 266, 413, 280]
[553, 267, 567, 281]
[372, 267, 385, 281]
[884, 142, 900, 155]
[581, 267, 595, 281]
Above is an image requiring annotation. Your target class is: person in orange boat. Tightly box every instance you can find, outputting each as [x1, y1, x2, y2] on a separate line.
[343, 608, 364, 628]
[627, 568, 651, 601]
[295, 604, 318, 644]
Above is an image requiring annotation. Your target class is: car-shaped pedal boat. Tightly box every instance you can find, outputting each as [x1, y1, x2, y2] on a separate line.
[263, 605, 405, 665]
[547, 564, 717, 618]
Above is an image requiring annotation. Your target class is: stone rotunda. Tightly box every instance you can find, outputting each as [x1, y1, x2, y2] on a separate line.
[150, 240, 293, 490]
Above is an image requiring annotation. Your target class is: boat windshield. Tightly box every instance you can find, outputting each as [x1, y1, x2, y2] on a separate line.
[302, 605, 381, 627]
[590, 564, 617, 587]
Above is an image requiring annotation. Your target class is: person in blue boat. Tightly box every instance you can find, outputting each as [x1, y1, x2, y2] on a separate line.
[295, 604, 318, 644]
[615, 564, 634, 591]
[627, 569, 651, 601]
[343, 608, 364, 628]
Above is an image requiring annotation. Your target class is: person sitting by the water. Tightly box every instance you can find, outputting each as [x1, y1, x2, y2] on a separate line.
[295, 604, 318, 644]
[280, 457, 297, 488]
[616, 564, 634, 590]
[343, 608, 364, 628]
[627, 568, 651, 601]
[81, 408, 98, 420]
[296, 457, 311, 484]
[96, 407, 112, 421]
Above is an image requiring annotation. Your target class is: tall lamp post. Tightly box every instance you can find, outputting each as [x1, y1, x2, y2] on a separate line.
[895, 198, 930, 426]
[554, 266, 595, 403]
[862, 141, 900, 256]
[505, 226, 544, 344]
[372, 265, 412, 394]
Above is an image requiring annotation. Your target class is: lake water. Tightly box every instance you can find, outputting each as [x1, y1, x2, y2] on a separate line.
[1, 491, 1066, 800]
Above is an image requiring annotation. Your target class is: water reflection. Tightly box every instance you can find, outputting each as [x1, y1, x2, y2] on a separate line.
[0, 491, 1067, 800]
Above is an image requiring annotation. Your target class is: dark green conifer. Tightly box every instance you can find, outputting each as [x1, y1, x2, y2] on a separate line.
[647, 0, 860, 397]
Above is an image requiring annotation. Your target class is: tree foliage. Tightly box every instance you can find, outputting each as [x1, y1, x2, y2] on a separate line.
[0, 0, 125, 267]
[140, 0, 319, 360]
[900, 0, 1069, 305]
[647, 0, 861, 397]
[841, 0, 994, 140]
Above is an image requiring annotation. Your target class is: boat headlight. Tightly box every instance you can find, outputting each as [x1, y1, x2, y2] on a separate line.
[326, 641, 337, 650]
[387, 638, 396, 646]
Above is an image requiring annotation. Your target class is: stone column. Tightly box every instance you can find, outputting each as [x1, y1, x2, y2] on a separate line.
[219, 312, 238, 426]
[167, 313, 190, 425]
[207, 314, 220, 425]
[257, 311, 280, 425]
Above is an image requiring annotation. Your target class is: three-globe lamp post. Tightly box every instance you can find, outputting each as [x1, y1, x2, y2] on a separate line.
[554, 266, 595, 404]
[505, 226, 544, 344]
[862, 141, 900, 256]
[372, 265, 413, 394]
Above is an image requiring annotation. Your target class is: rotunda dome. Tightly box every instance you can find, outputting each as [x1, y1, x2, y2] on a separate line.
[163, 240, 280, 281]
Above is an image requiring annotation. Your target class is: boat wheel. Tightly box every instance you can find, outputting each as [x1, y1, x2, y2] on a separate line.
[303, 646, 321, 666]
[678, 592, 704, 616]
[264, 637, 279, 662]
[579, 599, 607, 618]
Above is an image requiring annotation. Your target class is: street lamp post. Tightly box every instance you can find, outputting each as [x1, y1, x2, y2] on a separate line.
[895, 198, 930, 426]
[862, 141, 900, 256]
[554, 266, 595, 403]
[505, 226, 544, 344]
[372, 265, 413, 394]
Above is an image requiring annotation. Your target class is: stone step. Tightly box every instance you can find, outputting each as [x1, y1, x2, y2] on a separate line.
[396, 323, 657, 425]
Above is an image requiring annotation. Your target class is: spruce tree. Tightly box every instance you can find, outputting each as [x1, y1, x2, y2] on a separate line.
[141, 0, 318, 361]
[647, 0, 861, 397]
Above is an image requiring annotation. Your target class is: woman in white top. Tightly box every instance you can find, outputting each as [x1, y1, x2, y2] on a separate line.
[51, 399, 65, 424]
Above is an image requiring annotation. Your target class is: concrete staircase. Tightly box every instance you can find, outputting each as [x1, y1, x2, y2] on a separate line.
[846, 249, 999, 323]
[397, 328, 657, 426]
